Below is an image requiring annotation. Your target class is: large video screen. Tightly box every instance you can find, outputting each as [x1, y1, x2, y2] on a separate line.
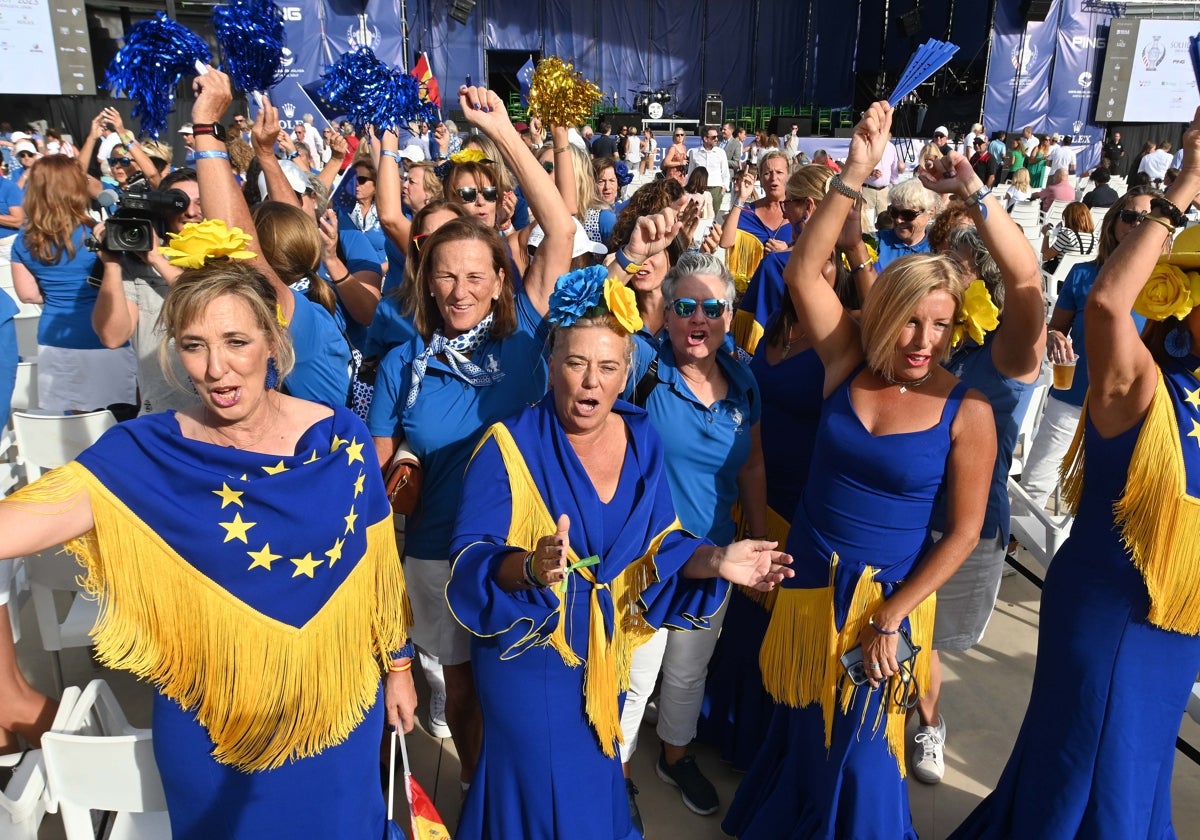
[1095, 19, 1200, 124]
[0, 0, 95, 95]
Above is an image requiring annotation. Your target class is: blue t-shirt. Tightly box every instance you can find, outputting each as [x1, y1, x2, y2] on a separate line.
[0, 293, 18, 426]
[1054, 261, 1146, 408]
[366, 293, 551, 559]
[0, 175, 22, 240]
[360, 294, 416, 360]
[337, 207, 388, 268]
[381, 236, 407, 295]
[317, 227, 382, 351]
[283, 288, 351, 406]
[11, 225, 108, 349]
[875, 228, 932, 272]
[624, 336, 762, 544]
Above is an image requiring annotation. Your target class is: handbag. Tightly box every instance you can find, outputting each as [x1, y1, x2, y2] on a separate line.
[384, 442, 422, 518]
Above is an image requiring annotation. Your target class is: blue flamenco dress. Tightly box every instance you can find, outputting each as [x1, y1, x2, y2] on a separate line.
[949, 357, 1200, 840]
[447, 396, 728, 840]
[724, 372, 969, 840]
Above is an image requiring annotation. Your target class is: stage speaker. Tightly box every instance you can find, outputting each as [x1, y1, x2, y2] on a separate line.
[449, 0, 475, 24]
[1021, 0, 1053, 21]
[771, 115, 812, 137]
[899, 9, 921, 37]
[704, 99, 723, 127]
[610, 112, 642, 134]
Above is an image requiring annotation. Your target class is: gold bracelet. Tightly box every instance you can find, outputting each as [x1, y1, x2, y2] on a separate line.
[389, 660, 413, 673]
[554, 145, 570, 154]
[1142, 213, 1176, 233]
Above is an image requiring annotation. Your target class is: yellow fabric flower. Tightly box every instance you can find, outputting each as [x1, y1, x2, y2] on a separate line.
[952, 279, 1000, 348]
[1133, 263, 1198, 322]
[603, 278, 643, 335]
[449, 148, 489, 165]
[732, 271, 750, 297]
[159, 219, 257, 269]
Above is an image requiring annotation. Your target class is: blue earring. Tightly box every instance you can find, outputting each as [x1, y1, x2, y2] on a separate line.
[265, 357, 280, 390]
[1165, 325, 1192, 359]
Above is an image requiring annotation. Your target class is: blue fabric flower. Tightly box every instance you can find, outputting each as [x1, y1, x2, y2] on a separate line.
[614, 161, 633, 188]
[548, 265, 608, 326]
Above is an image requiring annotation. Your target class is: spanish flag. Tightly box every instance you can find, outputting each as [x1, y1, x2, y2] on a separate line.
[413, 52, 441, 112]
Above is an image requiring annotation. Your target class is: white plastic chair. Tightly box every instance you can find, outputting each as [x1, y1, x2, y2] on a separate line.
[42, 679, 170, 840]
[1189, 681, 1200, 725]
[1008, 371, 1051, 478]
[1041, 198, 1069, 227]
[12, 314, 37, 362]
[1041, 253, 1089, 303]
[1007, 477, 1074, 571]
[10, 410, 116, 692]
[1089, 206, 1109, 231]
[10, 361, 36, 412]
[1009, 200, 1041, 240]
[0, 686, 81, 840]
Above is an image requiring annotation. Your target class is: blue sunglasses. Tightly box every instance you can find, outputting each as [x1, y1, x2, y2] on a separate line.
[671, 298, 731, 318]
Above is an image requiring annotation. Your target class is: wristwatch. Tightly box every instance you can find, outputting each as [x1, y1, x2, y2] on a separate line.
[191, 122, 227, 142]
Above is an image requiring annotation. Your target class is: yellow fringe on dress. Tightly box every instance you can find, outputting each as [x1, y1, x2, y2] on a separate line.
[731, 309, 765, 356]
[6, 462, 411, 772]
[730, 501, 791, 611]
[726, 229, 766, 301]
[758, 555, 935, 777]
[483, 424, 681, 758]
[1061, 373, 1200, 635]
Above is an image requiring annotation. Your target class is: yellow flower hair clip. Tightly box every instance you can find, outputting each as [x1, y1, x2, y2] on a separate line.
[603, 277, 643, 335]
[159, 219, 257, 269]
[952, 279, 1000, 347]
[449, 149, 490, 165]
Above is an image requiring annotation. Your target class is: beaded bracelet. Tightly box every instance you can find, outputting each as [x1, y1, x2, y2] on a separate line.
[868, 616, 898, 635]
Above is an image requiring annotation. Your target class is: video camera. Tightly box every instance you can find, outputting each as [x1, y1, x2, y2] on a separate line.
[95, 185, 189, 252]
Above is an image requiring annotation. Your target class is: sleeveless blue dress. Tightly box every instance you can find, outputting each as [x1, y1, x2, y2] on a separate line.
[949, 414, 1200, 840]
[724, 372, 969, 840]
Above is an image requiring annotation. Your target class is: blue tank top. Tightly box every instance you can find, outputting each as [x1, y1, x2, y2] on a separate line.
[787, 371, 970, 590]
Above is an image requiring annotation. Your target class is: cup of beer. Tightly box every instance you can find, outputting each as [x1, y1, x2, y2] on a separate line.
[1052, 357, 1077, 390]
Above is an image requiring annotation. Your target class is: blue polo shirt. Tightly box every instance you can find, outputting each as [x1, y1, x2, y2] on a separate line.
[11, 225, 108, 349]
[0, 175, 22, 241]
[366, 292, 550, 559]
[283, 288, 351, 406]
[316, 227, 382, 351]
[360, 293, 416, 359]
[875, 228, 932, 272]
[0, 293, 18, 426]
[624, 335, 761, 544]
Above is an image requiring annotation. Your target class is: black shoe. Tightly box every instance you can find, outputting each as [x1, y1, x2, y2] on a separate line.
[626, 777, 645, 837]
[655, 748, 719, 816]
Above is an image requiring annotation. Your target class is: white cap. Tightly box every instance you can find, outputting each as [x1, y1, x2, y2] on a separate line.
[528, 218, 608, 258]
[933, 126, 949, 138]
[13, 141, 37, 157]
[10, 131, 31, 142]
[1051, 133, 1062, 142]
[178, 124, 194, 134]
[257, 159, 311, 198]
[398, 144, 426, 163]
[567, 127, 587, 151]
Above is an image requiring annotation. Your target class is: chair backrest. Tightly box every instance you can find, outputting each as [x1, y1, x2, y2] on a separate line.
[1042, 253, 1090, 300]
[12, 314, 38, 361]
[1089, 206, 1109, 230]
[1009, 200, 1041, 239]
[0, 686, 81, 839]
[11, 410, 116, 481]
[10, 361, 36, 412]
[1009, 371, 1052, 477]
[1042, 199, 1069, 227]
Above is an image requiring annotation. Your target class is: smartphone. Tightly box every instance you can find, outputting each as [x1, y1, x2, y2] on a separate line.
[839, 629, 919, 686]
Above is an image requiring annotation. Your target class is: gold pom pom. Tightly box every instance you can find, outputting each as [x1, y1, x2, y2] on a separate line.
[527, 56, 602, 128]
[450, 149, 490, 165]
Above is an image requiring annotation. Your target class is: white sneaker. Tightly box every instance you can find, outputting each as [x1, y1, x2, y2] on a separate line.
[425, 685, 451, 739]
[911, 715, 945, 784]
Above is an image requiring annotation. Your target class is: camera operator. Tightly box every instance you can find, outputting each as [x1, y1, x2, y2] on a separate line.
[91, 168, 203, 415]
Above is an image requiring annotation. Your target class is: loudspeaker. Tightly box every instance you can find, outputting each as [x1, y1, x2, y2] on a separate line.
[899, 9, 921, 37]
[449, 0, 475, 24]
[610, 112, 642, 134]
[1021, 0, 1053, 21]
[704, 99, 723, 127]
[771, 115, 812, 137]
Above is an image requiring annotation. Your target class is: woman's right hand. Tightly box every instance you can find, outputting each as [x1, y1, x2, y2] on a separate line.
[250, 95, 281, 157]
[528, 514, 570, 587]
[843, 101, 894, 185]
[1047, 329, 1075, 365]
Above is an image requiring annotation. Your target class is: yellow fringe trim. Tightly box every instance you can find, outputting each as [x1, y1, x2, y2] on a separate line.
[8, 463, 411, 772]
[483, 424, 674, 758]
[731, 309, 765, 356]
[758, 556, 935, 778]
[726, 228, 766, 300]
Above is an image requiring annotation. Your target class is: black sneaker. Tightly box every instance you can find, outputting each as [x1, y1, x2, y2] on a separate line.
[655, 748, 719, 816]
[626, 777, 645, 836]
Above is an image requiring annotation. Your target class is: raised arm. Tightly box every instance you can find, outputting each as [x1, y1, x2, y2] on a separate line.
[250, 94, 299, 209]
[458, 85, 572, 316]
[786, 101, 893, 392]
[107, 110, 162, 189]
[1086, 108, 1200, 436]
[375, 128, 411, 252]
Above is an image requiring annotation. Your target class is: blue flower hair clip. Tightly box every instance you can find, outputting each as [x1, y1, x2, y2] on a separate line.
[613, 161, 633, 189]
[548, 265, 608, 326]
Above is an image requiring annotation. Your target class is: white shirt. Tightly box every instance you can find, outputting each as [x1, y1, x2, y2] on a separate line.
[687, 144, 731, 190]
[865, 142, 901, 188]
[1047, 144, 1077, 174]
[1139, 149, 1173, 182]
[1021, 134, 1039, 155]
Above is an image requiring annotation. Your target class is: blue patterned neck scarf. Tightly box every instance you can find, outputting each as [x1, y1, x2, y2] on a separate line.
[406, 312, 502, 408]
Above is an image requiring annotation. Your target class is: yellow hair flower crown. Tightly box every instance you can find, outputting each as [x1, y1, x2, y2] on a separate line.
[952, 279, 1000, 348]
[527, 56, 602, 127]
[159, 219, 257, 269]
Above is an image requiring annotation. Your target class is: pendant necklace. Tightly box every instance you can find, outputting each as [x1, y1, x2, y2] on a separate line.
[880, 367, 933, 394]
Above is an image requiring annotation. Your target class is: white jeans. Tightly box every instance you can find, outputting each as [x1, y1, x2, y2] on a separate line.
[1019, 395, 1082, 509]
[619, 597, 728, 762]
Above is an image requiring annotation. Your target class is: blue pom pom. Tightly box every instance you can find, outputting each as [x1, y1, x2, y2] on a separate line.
[613, 161, 633, 188]
[212, 0, 286, 93]
[318, 47, 439, 133]
[105, 13, 211, 139]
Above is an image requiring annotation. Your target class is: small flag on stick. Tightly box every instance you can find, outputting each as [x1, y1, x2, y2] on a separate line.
[888, 39, 960, 106]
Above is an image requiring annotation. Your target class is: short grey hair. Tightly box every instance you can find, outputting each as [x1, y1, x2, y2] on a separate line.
[662, 251, 737, 305]
[947, 225, 1005, 312]
[888, 177, 941, 214]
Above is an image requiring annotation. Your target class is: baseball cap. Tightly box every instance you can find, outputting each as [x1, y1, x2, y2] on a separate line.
[973, 137, 986, 146]
[10, 131, 31, 142]
[13, 141, 37, 157]
[933, 126, 949, 138]
[257, 159, 311, 198]
[527, 218, 608, 258]
[397, 144, 426, 163]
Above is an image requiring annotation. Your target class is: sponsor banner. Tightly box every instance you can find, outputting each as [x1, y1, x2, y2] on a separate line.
[984, 0, 1058, 134]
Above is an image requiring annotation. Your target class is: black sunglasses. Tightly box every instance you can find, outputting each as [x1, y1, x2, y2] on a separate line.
[887, 205, 925, 223]
[412, 232, 431, 252]
[456, 186, 498, 203]
[671, 297, 731, 318]
[108, 157, 132, 167]
[674, 133, 685, 138]
[356, 174, 374, 183]
[16, 151, 34, 159]
[1118, 209, 1146, 226]
[541, 161, 554, 174]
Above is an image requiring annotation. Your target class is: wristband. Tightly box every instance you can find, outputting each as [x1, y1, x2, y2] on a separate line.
[554, 145, 571, 154]
[522, 550, 545, 589]
[868, 616, 898, 635]
[287, 150, 300, 160]
[381, 149, 403, 164]
[389, 660, 412, 672]
[332, 272, 352, 286]
[1150, 197, 1185, 228]
[965, 185, 991, 219]
[193, 150, 230, 161]
[614, 248, 643, 274]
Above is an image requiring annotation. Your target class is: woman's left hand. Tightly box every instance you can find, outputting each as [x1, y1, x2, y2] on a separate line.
[251, 95, 281, 157]
[499, 189, 517, 229]
[384, 665, 418, 734]
[318, 210, 340, 262]
[764, 237, 789, 253]
[717, 540, 794, 591]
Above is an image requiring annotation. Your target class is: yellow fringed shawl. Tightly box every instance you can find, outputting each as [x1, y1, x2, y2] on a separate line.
[9, 462, 411, 772]
[1060, 369, 1200, 635]
[758, 556, 935, 777]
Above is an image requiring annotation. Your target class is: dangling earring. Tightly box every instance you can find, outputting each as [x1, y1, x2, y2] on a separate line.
[1166, 325, 1193, 358]
[265, 357, 280, 390]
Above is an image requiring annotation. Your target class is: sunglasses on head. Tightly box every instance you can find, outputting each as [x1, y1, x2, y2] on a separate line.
[671, 298, 731, 319]
[541, 161, 554, 174]
[412, 232, 431, 252]
[456, 185, 498, 203]
[108, 157, 132, 167]
[887, 205, 925, 223]
[1118, 209, 1146, 226]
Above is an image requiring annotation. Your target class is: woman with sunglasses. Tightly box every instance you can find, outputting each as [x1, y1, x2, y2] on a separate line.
[77, 107, 162, 196]
[367, 85, 575, 791]
[723, 101, 995, 840]
[875, 176, 941, 271]
[1016, 187, 1160, 516]
[949, 110, 1200, 840]
[340, 159, 387, 272]
[607, 181, 690, 337]
[662, 130, 688, 172]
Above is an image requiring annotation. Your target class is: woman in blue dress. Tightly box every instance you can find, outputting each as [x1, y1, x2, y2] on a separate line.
[723, 101, 996, 840]
[949, 107, 1200, 840]
[446, 255, 792, 840]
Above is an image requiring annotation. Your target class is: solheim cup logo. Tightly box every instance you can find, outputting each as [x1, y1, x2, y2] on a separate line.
[1011, 43, 1038, 75]
[347, 24, 381, 50]
[281, 102, 296, 119]
[1142, 36, 1165, 70]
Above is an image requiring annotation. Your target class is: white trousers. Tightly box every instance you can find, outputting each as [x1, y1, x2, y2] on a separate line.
[619, 597, 728, 762]
[1019, 395, 1082, 509]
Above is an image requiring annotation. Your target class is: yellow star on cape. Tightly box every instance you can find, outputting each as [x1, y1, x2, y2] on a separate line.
[1186, 387, 1200, 409]
[325, 537, 345, 566]
[353, 471, 366, 498]
[1188, 418, 1200, 447]
[263, 460, 289, 475]
[219, 512, 257, 544]
[247, 543, 282, 571]
[239, 473, 248, 481]
[212, 482, 244, 509]
[304, 449, 320, 464]
[330, 434, 348, 453]
[344, 505, 358, 535]
[290, 552, 323, 578]
[345, 437, 365, 465]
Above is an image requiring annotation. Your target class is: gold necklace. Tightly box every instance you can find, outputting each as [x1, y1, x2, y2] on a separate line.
[781, 324, 806, 359]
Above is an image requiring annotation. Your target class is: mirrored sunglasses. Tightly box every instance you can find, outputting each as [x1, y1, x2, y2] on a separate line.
[456, 186, 498, 203]
[671, 297, 731, 318]
[108, 157, 133, 167]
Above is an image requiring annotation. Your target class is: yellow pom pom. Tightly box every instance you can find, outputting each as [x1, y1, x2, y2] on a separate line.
[527, 56, 602, 128]
[159, 219, 257, 269]
[449, 149, 489, 165]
